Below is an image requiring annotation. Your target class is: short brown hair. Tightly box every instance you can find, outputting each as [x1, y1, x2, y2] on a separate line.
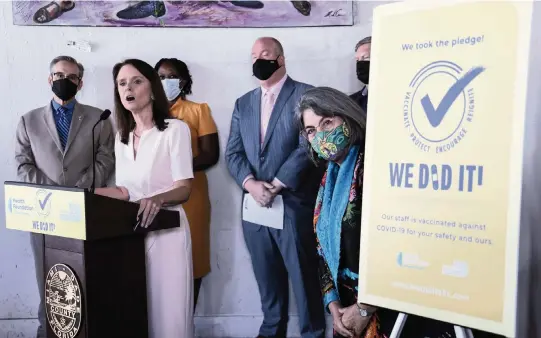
[49, 55, 85, 78]
[355, 36, 372, 52]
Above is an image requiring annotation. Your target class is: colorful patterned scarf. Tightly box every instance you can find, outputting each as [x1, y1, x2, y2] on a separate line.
[315, 145, 360, 286]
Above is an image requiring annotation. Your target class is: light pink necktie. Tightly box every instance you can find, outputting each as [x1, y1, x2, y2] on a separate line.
[261, 91, 275, 143]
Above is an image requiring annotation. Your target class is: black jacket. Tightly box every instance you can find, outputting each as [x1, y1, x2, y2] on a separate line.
[349, 86, 368, 115]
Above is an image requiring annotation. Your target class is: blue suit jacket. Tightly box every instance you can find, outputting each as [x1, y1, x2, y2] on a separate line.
[226, 76, 322, 227]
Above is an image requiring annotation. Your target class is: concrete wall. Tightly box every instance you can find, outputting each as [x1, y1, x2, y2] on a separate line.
[0, 1, 385, 337]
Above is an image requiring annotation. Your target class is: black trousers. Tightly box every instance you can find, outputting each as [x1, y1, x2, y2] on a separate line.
[194, 277, 202, 311]
[31, 233, 46, 338]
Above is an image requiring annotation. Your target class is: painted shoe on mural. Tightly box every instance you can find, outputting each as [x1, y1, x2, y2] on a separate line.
[33, 1, 76, 24]
[291, 0, 311, 16]
[227, 1, 265, 9]
[116, 1, 166, 20]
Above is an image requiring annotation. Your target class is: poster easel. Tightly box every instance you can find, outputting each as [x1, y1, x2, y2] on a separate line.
[357, 0, 540, 336]
[389, 313, 473, 338]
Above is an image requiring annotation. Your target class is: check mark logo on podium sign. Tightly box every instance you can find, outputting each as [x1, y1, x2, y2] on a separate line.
[39, 192, 52, 210]
[421, 66, 485, 127]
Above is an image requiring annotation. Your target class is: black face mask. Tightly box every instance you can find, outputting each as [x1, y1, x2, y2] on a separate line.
[356, 60, 370, 84]
[253, 56, 281, 81]
[52, 78, 78, 101]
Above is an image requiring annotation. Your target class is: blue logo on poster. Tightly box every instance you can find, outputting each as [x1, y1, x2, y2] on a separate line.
[60, 203, 82, 222]
[35, 189, 52, 217]
[7, 197, 33, 215]
[396, 252, 429, 270]
[403, 61, 485, 154]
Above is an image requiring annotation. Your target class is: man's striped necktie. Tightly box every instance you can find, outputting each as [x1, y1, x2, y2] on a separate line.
[56, 106, 71, 150]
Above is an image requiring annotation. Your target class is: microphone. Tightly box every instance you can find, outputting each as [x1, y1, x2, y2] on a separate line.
[90, 109, 112, 193]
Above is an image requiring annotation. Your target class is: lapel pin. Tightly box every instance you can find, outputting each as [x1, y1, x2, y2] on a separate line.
[78, 116, 83, 121]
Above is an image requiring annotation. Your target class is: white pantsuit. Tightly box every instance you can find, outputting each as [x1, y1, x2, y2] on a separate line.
[115, 119, 194, 338]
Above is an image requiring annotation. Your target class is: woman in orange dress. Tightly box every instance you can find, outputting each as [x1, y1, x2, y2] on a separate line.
[155, 58, 219, 310]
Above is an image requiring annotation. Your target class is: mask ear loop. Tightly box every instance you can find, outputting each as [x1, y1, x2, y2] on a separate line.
[179, 79, 187, 92]
[275, 55, 284, 70]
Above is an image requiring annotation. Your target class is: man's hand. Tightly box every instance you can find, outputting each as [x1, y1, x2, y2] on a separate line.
[263, 182, 277, 205]
[268, 178, 285, 195]
[245, 179, 274, 207]
[339, 305, 372, 337]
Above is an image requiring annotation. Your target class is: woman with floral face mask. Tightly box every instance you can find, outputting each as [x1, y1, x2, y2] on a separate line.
[296, 87, 456, 338]
[155, 58, 219, 311]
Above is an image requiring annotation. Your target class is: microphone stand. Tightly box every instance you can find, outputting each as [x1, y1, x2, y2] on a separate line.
[89, 110, 111, 194]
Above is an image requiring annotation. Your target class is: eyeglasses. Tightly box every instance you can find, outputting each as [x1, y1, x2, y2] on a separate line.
[301, 116, 337, 141]
[52, 72, 80, 83]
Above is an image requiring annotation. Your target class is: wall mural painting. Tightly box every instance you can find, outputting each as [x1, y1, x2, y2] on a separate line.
[12, 1, 353, 28]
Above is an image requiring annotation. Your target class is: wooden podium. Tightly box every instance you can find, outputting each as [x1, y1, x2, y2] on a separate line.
[4, 181, 180, 338]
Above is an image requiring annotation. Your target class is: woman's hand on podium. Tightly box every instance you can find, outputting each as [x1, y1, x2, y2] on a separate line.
[117, 186, 129, 200]
[136, 196, 164, 228]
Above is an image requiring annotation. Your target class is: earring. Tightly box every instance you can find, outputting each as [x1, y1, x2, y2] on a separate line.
[343, 123, 350, 137]
[150, 94, 155, 100]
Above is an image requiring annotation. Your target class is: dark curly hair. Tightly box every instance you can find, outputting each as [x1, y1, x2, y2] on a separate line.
[154, 58, 193, 99]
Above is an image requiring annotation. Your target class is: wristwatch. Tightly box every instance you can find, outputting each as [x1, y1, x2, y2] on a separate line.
[356, 303, 375, 317]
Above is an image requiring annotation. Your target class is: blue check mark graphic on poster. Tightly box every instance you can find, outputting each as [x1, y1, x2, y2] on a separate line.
[421, 66, 485, 127]
[39, 192, 52, 210]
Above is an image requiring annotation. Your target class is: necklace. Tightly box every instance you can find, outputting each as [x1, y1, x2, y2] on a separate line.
[133, 127, 149, 138]
[133, 122, 155, 139]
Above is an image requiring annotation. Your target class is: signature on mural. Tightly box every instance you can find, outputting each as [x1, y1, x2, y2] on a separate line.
[325, 9, 345, 17]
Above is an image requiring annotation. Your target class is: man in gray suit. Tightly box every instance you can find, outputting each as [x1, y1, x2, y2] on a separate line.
[14, 55, 115, 338]
[226, 37, 325, 338]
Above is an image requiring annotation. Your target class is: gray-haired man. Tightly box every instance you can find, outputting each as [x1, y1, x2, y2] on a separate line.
[14, 56, 114, 337]
[350, 36, 371, 114]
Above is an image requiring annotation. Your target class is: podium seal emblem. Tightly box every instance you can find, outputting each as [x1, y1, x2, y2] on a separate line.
[45, 264, 82, 338]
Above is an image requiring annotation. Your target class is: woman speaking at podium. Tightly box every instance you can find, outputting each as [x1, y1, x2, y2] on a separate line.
[95, 59, 194, 338]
